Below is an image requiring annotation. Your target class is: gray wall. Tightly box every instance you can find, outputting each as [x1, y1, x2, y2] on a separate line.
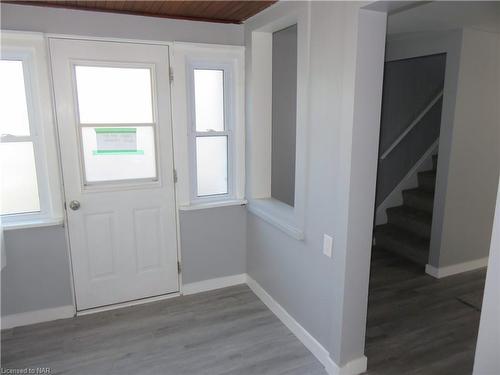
[179, 206, 247, 284]
[437, 28, 500, 267]
[271, 24, 297, 207]
[1, 206, 247, 317]
[1, 226, 73, 315]
[386, 29, 499, 269]
[376, 54, 446, 206]
[246, 2, 387, 367]
[473, 177, 500, 375]
[0, 4, 246, 318]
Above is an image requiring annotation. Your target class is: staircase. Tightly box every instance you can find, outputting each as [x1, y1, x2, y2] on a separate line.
[374, 154, 438, 266]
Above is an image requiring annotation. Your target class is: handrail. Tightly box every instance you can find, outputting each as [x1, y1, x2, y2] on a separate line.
[380, 89, 443, 160]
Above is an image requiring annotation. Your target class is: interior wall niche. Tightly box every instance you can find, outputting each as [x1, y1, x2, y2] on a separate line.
[271, 24, 298, 207]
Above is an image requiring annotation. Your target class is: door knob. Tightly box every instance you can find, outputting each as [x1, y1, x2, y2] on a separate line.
[69, 200, 81, 211]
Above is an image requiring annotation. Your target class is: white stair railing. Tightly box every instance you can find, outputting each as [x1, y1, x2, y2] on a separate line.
[380, 89, 443, 160]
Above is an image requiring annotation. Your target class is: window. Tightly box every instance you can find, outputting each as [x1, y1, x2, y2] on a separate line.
[170, 43, 244, 210]
[1, 33, 63, 228]
[73, 65, 158, 184]
[271, 24, 298, 207]
[188, 65, 233, 200]
[0, 58, 42, 216]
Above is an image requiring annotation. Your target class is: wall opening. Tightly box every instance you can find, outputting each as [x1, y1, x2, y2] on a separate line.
[271, 24, 298, 207]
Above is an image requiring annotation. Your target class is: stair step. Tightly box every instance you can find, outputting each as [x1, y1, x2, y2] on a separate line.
[374, 224, 429, 266]
[387, 205, 432, 239]
[432, 154, 438, 170]
[418, 170, 437, 192]
[402, 188, 434, 213]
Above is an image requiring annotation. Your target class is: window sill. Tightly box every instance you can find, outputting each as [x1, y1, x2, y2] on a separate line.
[179, 199, 248, 212]
[247, 198, 304, 240]
[2, 217, 64, 231]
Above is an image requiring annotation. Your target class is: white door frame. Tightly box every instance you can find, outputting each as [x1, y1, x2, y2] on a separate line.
[46, 33, 184, 314]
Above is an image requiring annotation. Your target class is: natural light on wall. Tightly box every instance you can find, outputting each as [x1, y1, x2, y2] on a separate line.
[0, 60, 41, 215]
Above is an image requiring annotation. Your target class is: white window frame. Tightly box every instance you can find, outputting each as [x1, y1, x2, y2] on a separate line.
[186, 61, 235, 203]
[1, 32, 63, 229]
[69, 61, 161, 188]
[171, 43, 245, 211]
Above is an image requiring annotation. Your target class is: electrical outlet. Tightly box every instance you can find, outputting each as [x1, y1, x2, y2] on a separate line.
[323, 234, 333, 258]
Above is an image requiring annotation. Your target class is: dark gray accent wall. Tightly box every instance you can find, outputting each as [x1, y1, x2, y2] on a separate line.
[376, 54, 446, 206]
[271, 24, 297, 207]
[177, 206, 247, 284]
[1, 226, 73, 316]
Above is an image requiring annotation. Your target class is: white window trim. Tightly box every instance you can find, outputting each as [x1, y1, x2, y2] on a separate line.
[171, 42, 245, 211]
[187, 60, 234, 203]
[1, 32, 64, 229]
[245, 4, 310, 240]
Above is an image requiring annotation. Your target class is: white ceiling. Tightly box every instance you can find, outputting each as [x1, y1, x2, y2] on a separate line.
[387, 1, 500, 35]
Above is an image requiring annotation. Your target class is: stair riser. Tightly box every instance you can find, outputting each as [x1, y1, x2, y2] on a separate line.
[387, 212, 432, 239]
[418, 174, 436, 192]
[374, 233, 428, 266]
[403, 192, 434, 213]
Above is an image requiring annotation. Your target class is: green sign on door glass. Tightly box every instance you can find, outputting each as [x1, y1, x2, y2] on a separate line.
[93, 128, 144, 155]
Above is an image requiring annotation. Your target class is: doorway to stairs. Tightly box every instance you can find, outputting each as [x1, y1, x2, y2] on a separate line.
[373, 53, 445, 268]
[362, 2, 500, 373]
[365, 50, 488, 375]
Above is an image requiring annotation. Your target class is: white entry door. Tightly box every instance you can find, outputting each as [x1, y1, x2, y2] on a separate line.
[50, 38, 179, 311]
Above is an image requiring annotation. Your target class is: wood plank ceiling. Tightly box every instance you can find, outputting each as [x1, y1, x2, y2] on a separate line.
[4, 1, 278, 24]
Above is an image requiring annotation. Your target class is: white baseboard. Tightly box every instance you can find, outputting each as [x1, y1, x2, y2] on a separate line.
[1, 305, 75, 330]
[426, 257, 489, 278]
[247, 275, 367, 375]
[376, 140, 439, 225]
[182, 273, 247, 295]
[338, 356, 368, 375]
[1, 275, 368, 375]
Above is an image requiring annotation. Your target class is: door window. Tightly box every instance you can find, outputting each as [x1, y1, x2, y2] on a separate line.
[73, 65, 157, 184]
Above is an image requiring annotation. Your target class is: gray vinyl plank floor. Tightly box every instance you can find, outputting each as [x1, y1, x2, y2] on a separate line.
[364, 248, 487, 375]
[1, 285, 327, 375]
[2, 250, 487, 375]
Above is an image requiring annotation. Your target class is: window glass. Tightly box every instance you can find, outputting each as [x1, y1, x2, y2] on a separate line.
[0, 142, 40, 215]
[196, 136, 228, 196]
[0, 60, 30, 136]
[194, 69, 224, 132]
[75, 66, 153, 124]
[81, 126, 157, 183]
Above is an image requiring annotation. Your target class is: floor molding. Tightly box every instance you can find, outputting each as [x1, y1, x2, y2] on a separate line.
[182, 273, 247, 295]
[1, 305, 75, 330]
[2, 274, 368, 375]
[426, 257, 489, 278]
[247, 275, 367, 375]
[338, 356, 368, 375]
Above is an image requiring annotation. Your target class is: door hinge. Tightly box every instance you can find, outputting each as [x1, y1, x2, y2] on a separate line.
[173, 168, 178, 183]
[177, 261, 181, 273]
[169, 67, 174, 83]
